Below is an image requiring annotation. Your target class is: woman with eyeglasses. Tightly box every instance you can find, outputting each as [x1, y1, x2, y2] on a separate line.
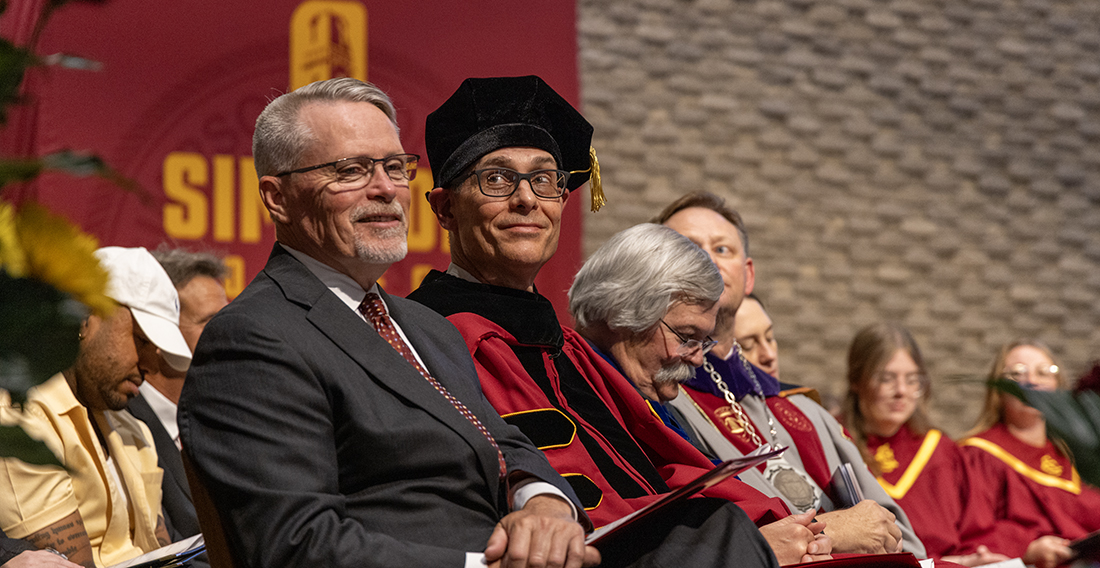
[958, 340, 1100, 568]
[842, 323, 1008, 566]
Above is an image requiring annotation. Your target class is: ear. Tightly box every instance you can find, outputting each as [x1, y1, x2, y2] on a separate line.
[743, 257, 756, 296]
[427, 187, 458, 231]
[80, 314, 101, 342]
[259, 175, 292, 225]
[560, 188, 571, 203]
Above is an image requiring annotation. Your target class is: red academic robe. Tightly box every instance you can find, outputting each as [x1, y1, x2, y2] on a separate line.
[449, 312, 790, 528]
[958, 422, 1100, 558]
[682, 386, 834, 490]
[866, 426, 973, 559]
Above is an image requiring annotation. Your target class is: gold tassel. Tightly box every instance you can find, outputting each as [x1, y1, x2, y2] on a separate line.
[570, 146, 606, 212]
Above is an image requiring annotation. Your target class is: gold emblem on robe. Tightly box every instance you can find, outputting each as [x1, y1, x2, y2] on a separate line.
[714, 407, 745, 434]
[1040, 454, 1064, 476]
[874, 444, 899, 474]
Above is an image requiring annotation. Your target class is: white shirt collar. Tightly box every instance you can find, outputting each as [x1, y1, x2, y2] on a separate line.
[446, 262, 481, 284]
[138, 381, 179, 445]
[282, 244, 381, 314]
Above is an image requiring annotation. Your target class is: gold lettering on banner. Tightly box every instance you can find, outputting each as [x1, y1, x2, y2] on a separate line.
[164, 152, 209, 239]
[223, 255, 247, 299]
[213, 155, 236, 241]
[237, 157, 267, 244]
[410, 264, 434, 290]
[407, 170, 437, 253]
[162, 153, 274, 299]
[290, 1, 368, 89]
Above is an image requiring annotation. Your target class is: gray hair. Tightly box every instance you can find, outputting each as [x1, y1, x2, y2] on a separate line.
[252, 78, 399, 177]
[569, 223, 723, 333]
[151, 246, 229, 288]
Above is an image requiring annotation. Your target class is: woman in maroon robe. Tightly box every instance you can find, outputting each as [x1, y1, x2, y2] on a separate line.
[842, 323, 1009, 567]
[959, 340, 1100, 568]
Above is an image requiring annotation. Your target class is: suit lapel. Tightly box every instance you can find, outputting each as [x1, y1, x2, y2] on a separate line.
[128, 396, 190, 500]
[264, 246, 501, 492]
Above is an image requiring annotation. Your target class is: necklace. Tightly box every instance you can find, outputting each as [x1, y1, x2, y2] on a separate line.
[703, 340, 778, 448]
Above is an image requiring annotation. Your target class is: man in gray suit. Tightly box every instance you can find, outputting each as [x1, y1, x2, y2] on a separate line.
[178, 78, 600, 568]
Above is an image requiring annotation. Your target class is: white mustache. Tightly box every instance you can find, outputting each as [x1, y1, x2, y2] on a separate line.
[350, 202, 406, 225]
[654, 361, 695, 385]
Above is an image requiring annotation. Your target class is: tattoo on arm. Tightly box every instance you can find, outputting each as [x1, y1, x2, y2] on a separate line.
[155, 516, 171, 547]
[24, 511, 95, 568]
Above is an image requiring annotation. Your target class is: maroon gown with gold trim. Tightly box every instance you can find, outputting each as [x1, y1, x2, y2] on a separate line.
[958, 422, 1100, 558]
[408, 270, 790, 528]
[866, 425, 974, 559]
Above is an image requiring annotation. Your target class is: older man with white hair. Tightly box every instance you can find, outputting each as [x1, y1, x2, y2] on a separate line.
[569, 223, 722, 405]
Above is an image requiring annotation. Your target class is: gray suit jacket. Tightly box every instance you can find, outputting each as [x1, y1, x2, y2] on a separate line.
[178, 245, 580, 568]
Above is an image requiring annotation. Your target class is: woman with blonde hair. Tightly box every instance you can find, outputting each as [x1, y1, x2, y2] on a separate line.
[843, 323, 1006, 566]
[959, 340, 1100, 568]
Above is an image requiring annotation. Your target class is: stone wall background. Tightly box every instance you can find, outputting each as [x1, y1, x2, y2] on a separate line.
[577, 0, 1100, 438]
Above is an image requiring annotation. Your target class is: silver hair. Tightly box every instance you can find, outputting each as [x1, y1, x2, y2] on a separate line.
[569, 223, 723, 333]
[150, 245, 228, 288]
[252, 78, 399, 177]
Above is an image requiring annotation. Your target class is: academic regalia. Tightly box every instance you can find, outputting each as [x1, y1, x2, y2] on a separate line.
[959, 423, 1100, 558]
[669, 351, 925, 556]
[867, 425, 973, 559]
[408, 271, 789, 528]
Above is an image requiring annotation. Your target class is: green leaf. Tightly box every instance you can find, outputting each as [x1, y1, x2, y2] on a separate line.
[0, 157, 44, 186]
[40, 150, 145, 197]
[0, 424, 64, 468]
[0, 272, 85, 400]
[0, 151, 145, 199]
[0, 37, 35, 125]
[991, 378, 1100, 488]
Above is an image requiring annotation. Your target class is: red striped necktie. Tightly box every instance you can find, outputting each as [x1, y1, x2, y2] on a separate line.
[359, 293, 507, 481]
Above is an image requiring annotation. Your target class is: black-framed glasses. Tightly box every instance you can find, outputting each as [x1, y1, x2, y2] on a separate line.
[660, 319, 717, 356]
[458, 167, 570, 198]
[275, 153, 419, 187]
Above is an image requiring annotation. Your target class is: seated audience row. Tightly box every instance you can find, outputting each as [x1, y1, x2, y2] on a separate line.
[4, 72, 1098, 568]
[179, 76, 781, 568]
[653, 194, 919, 557]
[723, 272, 1100, 567]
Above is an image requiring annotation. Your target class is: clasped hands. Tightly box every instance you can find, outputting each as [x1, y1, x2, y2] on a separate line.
[484, 495, 600, 568]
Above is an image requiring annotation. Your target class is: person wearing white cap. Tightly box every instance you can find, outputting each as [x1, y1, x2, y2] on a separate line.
[0, 246, 184, 568]
[128, 248, 227, 568]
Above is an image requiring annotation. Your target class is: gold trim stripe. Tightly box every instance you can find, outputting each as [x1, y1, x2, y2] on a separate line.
[959, 436, 1081, 495]
[876, 430, 942, 500]
[500, 408, 577, 450]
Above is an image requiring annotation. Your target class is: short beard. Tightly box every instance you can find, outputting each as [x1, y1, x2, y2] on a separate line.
[654, 361, 696, 386]
[350, 202, 408, 264]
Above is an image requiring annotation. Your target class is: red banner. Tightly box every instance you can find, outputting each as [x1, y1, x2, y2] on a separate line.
[2, 0, 583, 317]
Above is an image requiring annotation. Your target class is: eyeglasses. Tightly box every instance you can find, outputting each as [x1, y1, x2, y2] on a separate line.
[660, 319, 717, 357]
[458, 167, 570, 198]
[275, 154, 419, 187]
[873, 372, 925, 396]
[1002, 363, 1059, 390]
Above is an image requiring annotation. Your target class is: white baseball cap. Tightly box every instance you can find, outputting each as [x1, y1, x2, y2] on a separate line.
[94, 246, 192, 372]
